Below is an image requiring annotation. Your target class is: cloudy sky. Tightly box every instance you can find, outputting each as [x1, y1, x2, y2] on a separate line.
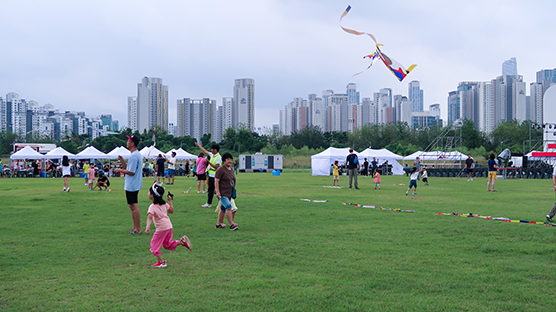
[1, 0, 555, 129]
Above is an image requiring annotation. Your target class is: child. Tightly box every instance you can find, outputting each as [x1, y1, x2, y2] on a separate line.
[83, 160, 90, 186]
[422, 167, 429, 186]
[333, 160, 340, 187]
[373, 169, 381, 190]
[145, 184, 191, 268]
[61, 155, 71, 192]
[87, 165, 96, 191]
[406, 167, 424, 195]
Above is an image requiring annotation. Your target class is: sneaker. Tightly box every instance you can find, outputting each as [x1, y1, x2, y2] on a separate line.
[85, 183, 88, 186]
[215, 224, 226, 229]
[63, 187, 66, 191]
[413, 192, 416, 195]
[202, 191, 207, 193]
[374, 187, 377, 189]
[66, 188, 70, 192]
[201, 203, 211, 208]
[349, 187, 352, 190]
[152, 261, 167, 268]
[378, 187, 380, 190]
[197, 191, 201, 193]
[406, 191, 408, 196]
[547, 215, 553, 222]
[230, 224, 238, 231]
[355, 188, 360, 190]
[467, 179, 470, 181]
[180, 235, 192, 251]
[471, 178, 473, 181]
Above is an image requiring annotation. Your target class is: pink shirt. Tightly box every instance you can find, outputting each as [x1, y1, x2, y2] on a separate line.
[196, 157, 207, 175]
[374, 173, 381, 184]
[147, 203, 173, 231]
[88, 168, 95, 180]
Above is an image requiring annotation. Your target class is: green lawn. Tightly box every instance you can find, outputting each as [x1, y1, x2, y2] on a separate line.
[1, 173, 556, 311]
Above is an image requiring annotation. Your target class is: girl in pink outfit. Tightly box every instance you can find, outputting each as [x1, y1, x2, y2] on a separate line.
[195, 153, 207, 193]
[373, 169, 381, 190]
[145, 184, 191, 268]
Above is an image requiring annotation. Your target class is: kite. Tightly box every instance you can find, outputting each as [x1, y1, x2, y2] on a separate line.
[340, 5, 417, 81]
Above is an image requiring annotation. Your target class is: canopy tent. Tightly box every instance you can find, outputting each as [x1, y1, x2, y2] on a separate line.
[358, 148, 404, 175]
[10, 146, 45, 160]
[106, 146, 131, 159]
[74, 146, 110, 159]
[165, 148, 197, 160]
[140, 146, 165, 159]
[44, 147, 76, 160]
[311, 147, 357, 176]
[404, 151, 466, 161]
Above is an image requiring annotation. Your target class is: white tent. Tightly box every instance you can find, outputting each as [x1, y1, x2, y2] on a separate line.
[403, 151, 426, 161]
[10, 146, 45, 160]
[166, 148, 197, 160]
[44, 147, 76, 160]
[358, 148, 404, 175]
[75, 146, 109, 159]
[311, 147, 357, 176]
[140, 146, 164, 159]
[106, 146, 131, 159]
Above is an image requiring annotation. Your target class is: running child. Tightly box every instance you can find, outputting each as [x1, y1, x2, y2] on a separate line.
[333, 160, 340, 187]
[145, 184, 191, 268]
[373, 169, 381, 190]
[87, 164, 96, 191]
[422, 167, 429, 186]
[406, 167, 424, 195]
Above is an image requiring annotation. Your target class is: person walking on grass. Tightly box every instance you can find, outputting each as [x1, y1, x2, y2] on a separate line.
[545, 165, 556, 222]
[465, 154, 474, 181]
[214, 152, 238, 231]
[421, 167, 429, 186]
[88, 164, 96, 191]
[406, 167, 424, 196]
[167, 152, 176, 185]
[373, 169, 381, 190]
[345, 148, 360, 190]
[145, 183, 191, 268]
[114, 135, 143, 235]
[487, 153, 499, 192]
[333, 160, 340, 187]
[196, 142, 222, 208]
[156, 154, 166, 184]
[61, 155, 72, 192]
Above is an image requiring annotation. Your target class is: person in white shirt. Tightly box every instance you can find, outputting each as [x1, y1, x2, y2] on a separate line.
[406, 167, 424, 196]
[167, 152, 177, 185]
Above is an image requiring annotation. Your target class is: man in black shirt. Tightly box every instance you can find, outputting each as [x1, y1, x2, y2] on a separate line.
[156, 154, 166, 184]
[465, 154, 474, 181]
[345, 148, 360, 190]
[94, 173, 110, 191]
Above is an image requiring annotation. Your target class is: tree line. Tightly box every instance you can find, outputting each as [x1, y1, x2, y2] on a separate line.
[0, 119, 544, 160]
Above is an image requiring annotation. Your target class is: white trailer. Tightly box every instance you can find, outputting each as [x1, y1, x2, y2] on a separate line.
[239, 154, 284, 172]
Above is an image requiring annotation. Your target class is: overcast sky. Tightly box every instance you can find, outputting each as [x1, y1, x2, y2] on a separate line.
[1, 0, 555, 129]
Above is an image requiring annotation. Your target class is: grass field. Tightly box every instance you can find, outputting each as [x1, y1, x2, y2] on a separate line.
[1, 173, 556, 311]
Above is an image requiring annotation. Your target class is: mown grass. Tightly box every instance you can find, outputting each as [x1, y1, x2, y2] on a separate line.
[1, 173, 556, 311]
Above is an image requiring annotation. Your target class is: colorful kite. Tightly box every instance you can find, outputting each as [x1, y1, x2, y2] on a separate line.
[339, 5, 417, 81]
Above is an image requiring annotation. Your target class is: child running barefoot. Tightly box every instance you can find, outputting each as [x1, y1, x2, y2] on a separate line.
[406, 167, 424, 195]
[145, 184, 191, 268]
[333, 160, 340, 187]
[373, 169, 381, 189]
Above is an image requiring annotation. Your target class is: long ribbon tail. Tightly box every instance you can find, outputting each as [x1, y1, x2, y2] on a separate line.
[339, 5, 378, 45]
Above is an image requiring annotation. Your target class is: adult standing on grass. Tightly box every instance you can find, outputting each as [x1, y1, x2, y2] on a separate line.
[114, 135, 143, 234]
[414, 157, 421, 181]
[61, 155, 72, 192]
[465, 154, 474, 181]
[196, 142, 221, 208]
[545, 165, 556, 222]
[156, 154, 166, 184]
[363, 158, 369, 177]
[487, 153, 499, 192]
[371, 157, 378, 177]
[167, 152, 176, 185]
[215, 152, 238, 230]
[345, 148, 360, 190]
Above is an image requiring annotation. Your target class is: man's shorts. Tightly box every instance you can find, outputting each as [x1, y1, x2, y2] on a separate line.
[220, 196, 232, 211]
[197, 173, 206, 180]
[126, 190, 139, 205]
[488, 171, 497, 180]
[157, 170, 165, 177]
[467, 168, 474, 173]
[167, 169, 175, 176]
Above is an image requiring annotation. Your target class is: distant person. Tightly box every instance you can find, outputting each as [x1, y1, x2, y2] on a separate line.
[373, 169, 381, 190]
[333, 160, 340, 187]
[545, 165, 556, 222]
[403, 163, 410, 176]
[414, 157, 421, 181]
[167, 152, 176, 185]
[145, 183, 191, 268]
[422, 167, 429, 186]
[371, 157, 378, 177]
[487, 153, 499, 192]
[87, 164, 96, 191]
[61, 155, 72, 192]
[93, 172, 110, 191]
[32, 160, 39, 177]
[406, 167, 424, 196]
[114, 135, 143, 235]
[465, 154, 474, 181]
[196, 142, 222, 208]
[363, 158, 369, 176]
[185, 161, 190, 177]
[195, 152, 207, 193]
[143, 159, 150, 177]
[345, 148, 360, 190]
[156, 154, 166, 184]
[214, 152, 238, 231]
[83, 160, 90, 186]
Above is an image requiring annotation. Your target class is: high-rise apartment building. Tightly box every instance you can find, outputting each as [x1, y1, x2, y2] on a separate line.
[502, 57, 517, 76]
[530, 82, 543, 125]
[408, 80, 424, 112]
[457, 82, 480, 126]
[346, 83, 360, 105]
[129, 77, 168, 133]
[233, 78, 254, 130]
[176, 98, 215, 143]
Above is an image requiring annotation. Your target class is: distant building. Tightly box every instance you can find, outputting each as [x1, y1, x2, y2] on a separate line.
[502, 57, 517, 76]
[233, 78, 254, 130]
[129, 77, 168, 133]
[408, 80, 424, 112]
[176, 98, 215, 143]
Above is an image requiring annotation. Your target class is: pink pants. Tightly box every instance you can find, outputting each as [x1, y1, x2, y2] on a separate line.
[150, 228, 180, 257]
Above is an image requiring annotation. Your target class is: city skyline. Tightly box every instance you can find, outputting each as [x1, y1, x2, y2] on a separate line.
[1, 1, 555, 129]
